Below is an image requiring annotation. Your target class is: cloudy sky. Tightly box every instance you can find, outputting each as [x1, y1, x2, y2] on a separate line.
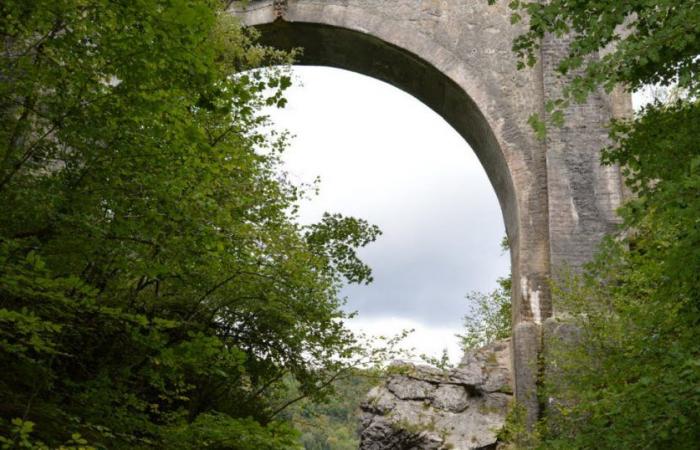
[267, 66, 511, 363]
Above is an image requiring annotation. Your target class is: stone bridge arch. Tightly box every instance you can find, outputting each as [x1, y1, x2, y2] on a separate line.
[230, 0, 630, 421]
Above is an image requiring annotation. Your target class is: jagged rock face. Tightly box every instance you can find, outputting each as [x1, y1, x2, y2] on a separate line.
[359, 340, 513, 450]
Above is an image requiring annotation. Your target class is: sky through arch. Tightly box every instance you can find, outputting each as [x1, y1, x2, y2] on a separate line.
[267, 66, 510, 363]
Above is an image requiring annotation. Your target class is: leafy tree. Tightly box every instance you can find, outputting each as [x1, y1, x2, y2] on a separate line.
[537, 96, 700, 450]
[494, 0, 700, 448]
[457, 275, 511, 351]
[0, 1, 383, 448]
[458, 236, 511, 351]
[284, 371, 377, 450]
[496, 0, 700, 125]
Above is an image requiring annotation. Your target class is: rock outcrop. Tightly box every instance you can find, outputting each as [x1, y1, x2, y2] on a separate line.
[359, 340, 513, 450]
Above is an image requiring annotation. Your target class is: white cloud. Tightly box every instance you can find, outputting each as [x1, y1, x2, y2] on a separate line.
[267, 66, 509, 361]
[346, 316, 464, 366]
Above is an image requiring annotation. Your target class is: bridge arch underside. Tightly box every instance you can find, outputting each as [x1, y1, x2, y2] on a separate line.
[254, 18, 552, 317]
[257, 21, 518, 241]
[247, 16, 551, 418]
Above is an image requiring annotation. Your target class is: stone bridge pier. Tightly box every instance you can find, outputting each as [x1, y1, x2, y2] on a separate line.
[230, 0, 631, 425]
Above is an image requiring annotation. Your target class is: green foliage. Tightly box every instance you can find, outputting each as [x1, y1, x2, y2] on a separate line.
[540, 243, 700, 448]
[496, 0, 700, 127]
[0, 1, 384, 448]
[537, 98, 700, 449]
[458, 275, 512, 351]
[284, 372, 377, 450]
[497, 403, 540, 450]
[0, 419, 94, 450]
[305, 213, 382, 285]
[419, 348, 453, 371]
[162, 414, 301, 450]
[491, 1, 700, 448]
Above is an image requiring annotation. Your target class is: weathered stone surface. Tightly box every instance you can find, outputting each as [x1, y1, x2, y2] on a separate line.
[359, 340, 513, 450]
[431, 384, 469, 413]
[455, 338, 512, 393]
[513, 321, 541, 428]
[364, 386, 397, 415]
[361, 415, 444, 450]
[387, 377, 437, 400]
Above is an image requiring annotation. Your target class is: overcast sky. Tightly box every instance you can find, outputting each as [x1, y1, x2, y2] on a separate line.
[263, 66, 654, 364]
[267, 66, 511, 363]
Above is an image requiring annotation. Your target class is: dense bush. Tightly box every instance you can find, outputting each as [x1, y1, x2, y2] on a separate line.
[0, 1, 380, 447]
[498, 1, 700, 448]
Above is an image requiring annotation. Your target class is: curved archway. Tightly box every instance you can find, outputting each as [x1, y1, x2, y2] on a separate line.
[257, 21, 519, 242]
[230, 1, 560, 420]
[273, 65, 511, 363]
[231, 0, 632, 425]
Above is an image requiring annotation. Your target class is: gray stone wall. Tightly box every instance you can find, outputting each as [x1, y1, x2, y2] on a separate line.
[541, 33, 626, 281]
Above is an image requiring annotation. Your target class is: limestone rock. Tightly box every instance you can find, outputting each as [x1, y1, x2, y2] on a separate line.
[359, 340, 513, 450]
[387, 377, 436, 400]
[457, 338, 512, 394]
[431, 384, 469, 413]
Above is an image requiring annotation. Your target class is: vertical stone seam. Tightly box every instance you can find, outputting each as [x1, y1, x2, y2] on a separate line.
[540, 32, 560, 296]
[536, 38, 553, 324]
